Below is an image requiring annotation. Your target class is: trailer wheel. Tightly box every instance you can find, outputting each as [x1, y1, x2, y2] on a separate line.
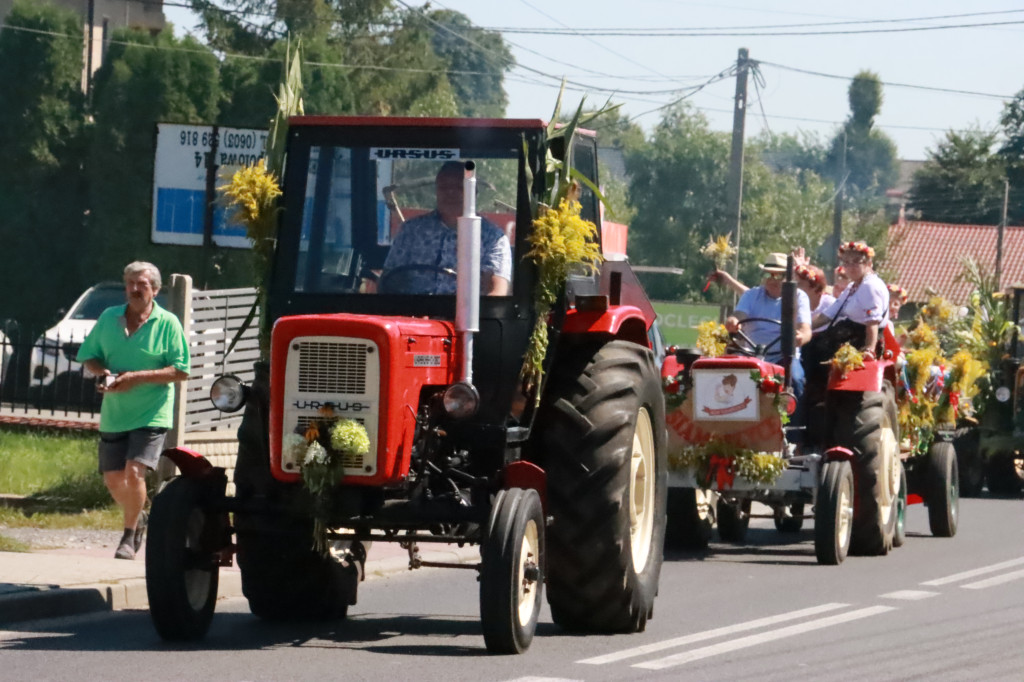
[831, 390, 899, 556]
[774, 504, 805, 533]
[539, 340, 667, 633]
[480, 489, 544, 654]
[953, 427, 984, 497]
[926, 441, 959, 537]
[716, 498, 751, 543]
[893, 461, 908, 547]
[815, 460, 854, 565]
[146, 477, 221, 641]
[666, 487, 714, 550]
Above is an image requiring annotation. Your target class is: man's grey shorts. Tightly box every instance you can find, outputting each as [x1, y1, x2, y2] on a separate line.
[98, 428, 168, 473]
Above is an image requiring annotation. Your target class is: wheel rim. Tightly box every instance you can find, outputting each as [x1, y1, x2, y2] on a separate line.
[695, 489, 713, 521]
[949, 457, 959, 524]
[878, 416, 899, 526]
[184, 508, 211, 610]
[838, 473, 853, 552]
[517, 518, 540, 625]
[629, 407, 656, 573]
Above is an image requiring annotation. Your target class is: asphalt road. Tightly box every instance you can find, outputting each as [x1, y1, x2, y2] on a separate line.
[2, 495, 1023, 681]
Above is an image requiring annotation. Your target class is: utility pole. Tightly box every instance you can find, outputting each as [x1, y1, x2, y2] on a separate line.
[831, 130, 847, 278]
[726, 48, 749, 286]
[997, 178, 1009, 289]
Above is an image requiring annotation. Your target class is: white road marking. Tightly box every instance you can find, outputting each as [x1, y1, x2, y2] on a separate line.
[504, 678, 582, 682]
[634, 605, 895, 670]
[962, 568, 1024, 590]
[879, 590, 939, 600]
[921, 557, 1024, 586]
[577, 603, 849, 665]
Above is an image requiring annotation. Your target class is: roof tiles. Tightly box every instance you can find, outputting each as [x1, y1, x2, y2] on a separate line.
[884, 221, 1024, 304]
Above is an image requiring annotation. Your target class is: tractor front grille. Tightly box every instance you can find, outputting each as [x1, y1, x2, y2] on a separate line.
[296, 341, 368, 393]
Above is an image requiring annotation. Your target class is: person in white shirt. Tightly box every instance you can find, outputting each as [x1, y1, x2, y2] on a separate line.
[811, 241, 890, 361]
[795, 264, 835, 333]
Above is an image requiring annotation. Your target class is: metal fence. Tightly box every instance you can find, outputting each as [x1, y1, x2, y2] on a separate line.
[0, 283, 260, 431]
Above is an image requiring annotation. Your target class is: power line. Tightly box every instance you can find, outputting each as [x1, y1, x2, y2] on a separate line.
[473, 17, 1024, 37]
[475, 8, 1024, 34]
[760, 61, 1014, 100]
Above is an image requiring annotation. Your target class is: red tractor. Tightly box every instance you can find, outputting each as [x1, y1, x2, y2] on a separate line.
[144, 116, 667, 654]
[664, 263, 905, 564]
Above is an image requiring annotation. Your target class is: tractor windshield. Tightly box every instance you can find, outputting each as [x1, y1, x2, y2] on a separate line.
[292, 145, 520, 296]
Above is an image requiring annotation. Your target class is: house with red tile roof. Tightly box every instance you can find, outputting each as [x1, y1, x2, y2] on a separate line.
[884, 220, 1024, 304]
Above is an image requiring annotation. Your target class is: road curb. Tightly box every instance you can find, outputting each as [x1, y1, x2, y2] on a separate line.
[0, 546, 478, 626]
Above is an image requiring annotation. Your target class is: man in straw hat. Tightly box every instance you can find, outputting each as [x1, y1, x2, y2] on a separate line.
[725, 252, 812, 396]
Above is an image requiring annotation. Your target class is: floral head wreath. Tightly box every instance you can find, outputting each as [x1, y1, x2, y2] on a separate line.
[887, 284, 908, 304]
[794, 264, 826, 292]
[838, 241, 875, 260]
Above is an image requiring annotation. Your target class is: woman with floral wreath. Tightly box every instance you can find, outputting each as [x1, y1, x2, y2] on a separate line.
[795, 263, 835, 332]
[810, 241, 890, 362]
[887, 283, 909, 324]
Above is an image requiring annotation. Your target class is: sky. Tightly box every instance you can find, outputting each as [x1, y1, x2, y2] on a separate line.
[163, 0, 1024, 161]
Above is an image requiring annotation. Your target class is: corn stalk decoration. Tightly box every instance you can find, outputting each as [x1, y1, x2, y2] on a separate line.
[220, 42, 304, 360]
[519, 83, 619, 398]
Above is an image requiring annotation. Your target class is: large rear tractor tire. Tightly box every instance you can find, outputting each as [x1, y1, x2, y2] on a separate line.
[146, 477, 223, 641]
[716, 498, 751, 543]
[953, 427, 984, 497]
[986, 451, 1024, 496]
[480, 489, 545, 655]
[538, 340, 667, 633]
[774, 504, 805, 533]
[815, 460, 854, 565]
[831, 390, 899, 556]
[926, 441, 959, 537]
[665, 487, 714, 550]
[236, 521, 355, 621]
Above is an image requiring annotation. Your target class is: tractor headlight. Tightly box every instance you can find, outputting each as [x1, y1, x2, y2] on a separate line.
[996, 386, 1012, 403]
[210, 375, 248, 413]
[443, 381, 479, 419]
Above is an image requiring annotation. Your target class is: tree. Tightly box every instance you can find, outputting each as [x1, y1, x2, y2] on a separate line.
[84, 28, 254, 290]
[624, 104, 834, 301]
[0, 0, 88, 329]
[827, 71, 899, 203]
[422, 9, 513, 117]
[909, 128, 1007, 225]
[755, 130, 828, 178]
[999, 85, 1024, 225]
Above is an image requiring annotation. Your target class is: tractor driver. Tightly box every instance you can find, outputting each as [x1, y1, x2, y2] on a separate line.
[382, 161, 512, 296]
[725, 252, 812, 399]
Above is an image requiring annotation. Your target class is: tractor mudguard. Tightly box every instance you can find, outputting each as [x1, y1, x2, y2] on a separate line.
[827, 359, 889, 392]
[503, 460, 547, 512]
[162, 447, 217, 480]
[562, 305, 649, 348]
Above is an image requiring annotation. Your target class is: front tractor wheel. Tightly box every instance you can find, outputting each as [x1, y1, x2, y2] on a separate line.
[926, 441, 959, 537]
[538, 340, 667, 633]
[815, 460, 854, 565]
[831, 390, 899, 556]
[146, 477, 223, 641]
[480, 488, 545, 655]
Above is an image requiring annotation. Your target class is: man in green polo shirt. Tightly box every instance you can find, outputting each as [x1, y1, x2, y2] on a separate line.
[77, 261, 190, 560]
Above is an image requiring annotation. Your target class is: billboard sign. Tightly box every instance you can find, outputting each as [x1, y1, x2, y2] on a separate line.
[151, 123, 268, 248]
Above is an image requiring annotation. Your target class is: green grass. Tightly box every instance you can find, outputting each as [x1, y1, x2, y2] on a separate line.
[0, 534, 30, 552]
[0, 425, 122, 529]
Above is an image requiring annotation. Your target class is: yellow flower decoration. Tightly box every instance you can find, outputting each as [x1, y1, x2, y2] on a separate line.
[695, 321, 729, 358]
[520, 199, 603, 396]
[830, 343, 864, 377]
[700, 233, 738, 270]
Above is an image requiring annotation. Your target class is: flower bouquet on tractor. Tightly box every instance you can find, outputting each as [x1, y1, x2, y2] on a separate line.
[664, 257, 906, 565]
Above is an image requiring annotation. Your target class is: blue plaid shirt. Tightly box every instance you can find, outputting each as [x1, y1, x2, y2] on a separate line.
[383, 210, 512, 294]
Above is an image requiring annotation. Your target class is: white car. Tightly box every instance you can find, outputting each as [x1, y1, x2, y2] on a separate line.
[29, 283, 167, 406]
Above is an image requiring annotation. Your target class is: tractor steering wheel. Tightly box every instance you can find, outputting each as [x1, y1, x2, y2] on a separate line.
[729, 317, 783, 358]
[378, 264, 457, 294]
